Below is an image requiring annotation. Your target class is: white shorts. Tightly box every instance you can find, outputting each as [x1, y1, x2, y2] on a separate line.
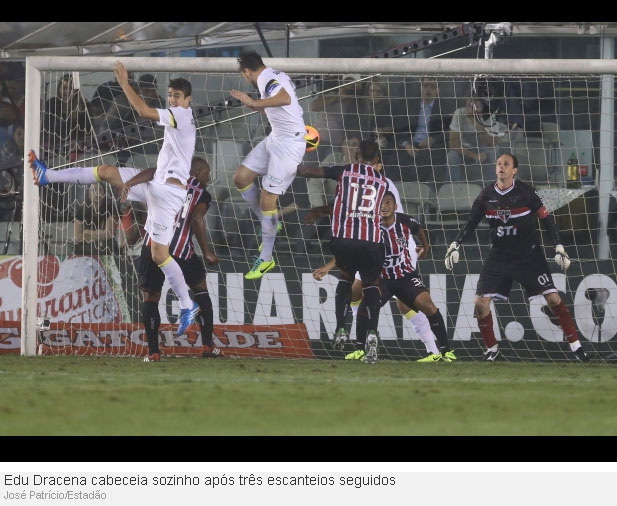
[119, 167, 186, 246]
[241, 134, 305, 195]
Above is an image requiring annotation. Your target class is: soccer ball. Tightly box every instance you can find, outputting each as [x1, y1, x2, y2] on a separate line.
[304, 125, 320, 152]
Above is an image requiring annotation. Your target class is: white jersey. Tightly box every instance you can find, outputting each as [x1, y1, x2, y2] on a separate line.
[258, 68, 305, 137]
[154, 106, 196, 186]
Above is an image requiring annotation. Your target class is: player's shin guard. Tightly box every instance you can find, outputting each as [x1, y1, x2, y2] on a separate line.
[335, 279, 352, 331]
[158, 257, 193, 309]
[238, 183, 263, 219]
[142, 301, 161, 355]
[194, 290, 214, 347]
[427, 310, 450, 353]
[550, 301, 579, 344]
[356, 285, 381, 346]
[259, 211, 278, 262]
[477, 312, 498, 348]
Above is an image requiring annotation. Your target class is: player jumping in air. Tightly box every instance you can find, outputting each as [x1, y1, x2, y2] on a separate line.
[298, 139, 388, 364]
[231, 51, 306, 280]
[129, 158, 222, 362]
[30, 61, 199, 336]
[445, 153, 589, 362]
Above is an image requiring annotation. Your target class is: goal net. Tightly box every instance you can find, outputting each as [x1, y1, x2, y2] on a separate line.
[15, 56, 617, 361]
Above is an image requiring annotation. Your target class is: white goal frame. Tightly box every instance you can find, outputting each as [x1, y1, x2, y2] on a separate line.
[22, 55, 617, 356]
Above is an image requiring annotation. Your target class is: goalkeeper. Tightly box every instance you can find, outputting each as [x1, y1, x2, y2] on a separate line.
[444, 153, 588, 362]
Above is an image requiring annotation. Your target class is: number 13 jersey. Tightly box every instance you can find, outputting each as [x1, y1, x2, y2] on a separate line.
[325, 163, 388, 243]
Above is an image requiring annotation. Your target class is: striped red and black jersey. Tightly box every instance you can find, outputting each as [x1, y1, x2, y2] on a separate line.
[325, 163, 388, 243]
[145, 176, 211, 260]
[381, 213, 422, 280]
[464, 179, 548, 257]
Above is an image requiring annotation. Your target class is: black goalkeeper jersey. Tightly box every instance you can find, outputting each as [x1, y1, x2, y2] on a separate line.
[463, 180, 550, 257]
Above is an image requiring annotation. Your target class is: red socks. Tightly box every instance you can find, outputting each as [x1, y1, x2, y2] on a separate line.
[549, 301, 578, 343]
[477, 312, 498, 348]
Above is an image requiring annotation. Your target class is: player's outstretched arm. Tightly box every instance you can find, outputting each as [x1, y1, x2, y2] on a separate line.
[303, 205, 333, 225]
[114, 62, 159, 121]
[313, 257, 336, 281]
[231, 87, 291, 109]
[120, 168, 156, 202]
[296, 164, 326, 179]
[192, 203, 218, 265]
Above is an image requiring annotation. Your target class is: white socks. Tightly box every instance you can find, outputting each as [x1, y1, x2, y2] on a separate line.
[239, 183, 263, 219]
[158, 257, 193, 309]
[404, 309, 439, 355]
[259, 211, 278, 262]
[46, 166, 99, 185]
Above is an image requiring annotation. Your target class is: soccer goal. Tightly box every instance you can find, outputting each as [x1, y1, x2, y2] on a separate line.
[19, 56, 617, 361]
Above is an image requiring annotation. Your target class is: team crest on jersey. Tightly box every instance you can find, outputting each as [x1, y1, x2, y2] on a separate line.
[497, 209, 511, 223]
[397, 237, 407, 248]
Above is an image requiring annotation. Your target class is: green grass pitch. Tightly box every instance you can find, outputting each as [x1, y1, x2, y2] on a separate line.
[1, 355, 616, 436]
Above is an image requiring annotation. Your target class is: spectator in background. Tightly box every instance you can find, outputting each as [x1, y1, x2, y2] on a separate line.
[362, 79, 407, 169]
[0, 101, 17, 149]
[447, 97, 506, 184]
[0, 124, 24, 162]
[89, 79, 124, 122]
[117, 199, 147, 252]
[1, 79, 25, 127]
[88, 76, 143, 165]
[43, 74, 90, 161]
[137, 74, 165, 109]
[73, 183, 119, 256]
[308, 74, 362, 161]
[397, 77, 449, 185]
[0, 124, 24, 195]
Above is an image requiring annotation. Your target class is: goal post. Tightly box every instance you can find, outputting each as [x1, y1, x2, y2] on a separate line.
[21, 55, 617, 360]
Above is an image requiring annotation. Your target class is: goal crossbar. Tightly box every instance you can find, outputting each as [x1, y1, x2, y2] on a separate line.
[22, 56, 617, 357]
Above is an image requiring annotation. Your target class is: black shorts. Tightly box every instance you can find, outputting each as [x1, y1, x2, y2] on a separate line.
[476, 247, 557, 301]
[330, 237, 385, 283]
[138, 244, 206, 294]
[378, 272, 429, 309]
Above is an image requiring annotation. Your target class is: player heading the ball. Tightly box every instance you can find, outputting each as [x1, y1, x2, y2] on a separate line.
[231, 51, 306, 280]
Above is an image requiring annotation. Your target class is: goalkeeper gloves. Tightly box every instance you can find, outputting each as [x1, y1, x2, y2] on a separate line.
[445, 242, 460, 271]
[554, 244, 570, 271]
